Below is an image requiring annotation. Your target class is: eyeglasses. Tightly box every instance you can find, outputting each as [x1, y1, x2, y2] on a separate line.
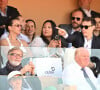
[12, 24, 22, 28]
[72, 17, 81, 21]
[81, 25, 93, 29]
[9, 53, 23, 58]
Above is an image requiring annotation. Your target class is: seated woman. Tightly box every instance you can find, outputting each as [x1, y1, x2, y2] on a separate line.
[30, 20, 61, 47]
[93, 15, 100, 37]
[25, 19, 36, 45]
[30, 20, 65, 58]
[0, 17, 28, 48]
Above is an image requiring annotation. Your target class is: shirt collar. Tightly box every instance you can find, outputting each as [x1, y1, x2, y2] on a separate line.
[0, 7, 7, 16]
[71, 28, 81, 34]
[82, 8, 92, 17]
[73, 61, 82, 70]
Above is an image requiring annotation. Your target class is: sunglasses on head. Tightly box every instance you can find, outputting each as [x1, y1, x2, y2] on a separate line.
[81, 25, 93, 29]
[72, 17, 81, 21]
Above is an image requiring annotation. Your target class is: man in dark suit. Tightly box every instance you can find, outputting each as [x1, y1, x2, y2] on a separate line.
[58, 9, 83, 47]
[0, 0, 20, 37]
[78, 0, 100, 18]
[58, 17, 100, 49]
[59, 9, 83, 35]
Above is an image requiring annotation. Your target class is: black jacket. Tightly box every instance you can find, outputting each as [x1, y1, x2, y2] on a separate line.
[58, 24, 73, 47]
[79, 8, 100, 18]
[67, 31, 100, 49]
[0, 62, 22, 75]
[0, 6, 20, 37]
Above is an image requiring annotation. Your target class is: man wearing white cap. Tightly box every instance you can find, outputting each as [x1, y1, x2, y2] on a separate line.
[7, 71, 42, 90]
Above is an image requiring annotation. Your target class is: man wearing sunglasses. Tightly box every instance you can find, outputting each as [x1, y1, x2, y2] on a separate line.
[0, 47, 35, 75]
[59, 9, 83, 35]
[78, 0, 100, 18]
[58, 9, 83, 47]
[58, 17, 100, 49]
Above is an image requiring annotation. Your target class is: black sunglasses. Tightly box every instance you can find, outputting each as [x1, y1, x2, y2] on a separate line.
[72, 17, 81, 21]
[81, 25, 93, 29]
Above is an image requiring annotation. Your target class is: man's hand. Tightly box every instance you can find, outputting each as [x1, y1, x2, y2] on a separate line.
[20, 61, 35, 75]
[56, 27, 67, 37]
[48, 39, 61, 48]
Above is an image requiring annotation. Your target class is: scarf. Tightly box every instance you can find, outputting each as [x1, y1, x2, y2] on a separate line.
[6, 61, 22, 73]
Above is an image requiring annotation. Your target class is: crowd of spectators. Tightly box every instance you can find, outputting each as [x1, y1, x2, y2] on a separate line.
[0, 0, 100, 89]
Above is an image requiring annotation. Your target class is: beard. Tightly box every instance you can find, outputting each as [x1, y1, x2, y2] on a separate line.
[72, 22, 81, 29]
[10, 61, 21, 66]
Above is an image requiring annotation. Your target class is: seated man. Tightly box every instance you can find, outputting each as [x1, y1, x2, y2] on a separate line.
[7, 71, 41, 90]
[78, 0, 100, 18]
[58, 9, 83, 47]
[0, 0, 20, 37]
[0, 47, 34, 75]
[58, 9, 83, 35]
[58, 17, 100, 49]
[62, 47, 99, 90]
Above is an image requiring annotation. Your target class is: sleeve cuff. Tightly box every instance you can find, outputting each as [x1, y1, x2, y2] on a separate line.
[63, 34, 68, 39]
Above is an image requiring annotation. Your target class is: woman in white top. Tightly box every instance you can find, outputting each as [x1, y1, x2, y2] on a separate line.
[31, 20, 61, 47]
[0, 18, 28, 47]
[30, 20, 64, 58]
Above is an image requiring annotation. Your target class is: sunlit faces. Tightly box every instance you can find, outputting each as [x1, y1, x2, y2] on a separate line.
[0, 0, 8, 9]
[8, 49, 23, 66]
[43, 22, 53, 37]
[95, 17, 100, 31]
[9, 20, 22, 35]
[25, 21, 36, 36]
[75, 48, 90, 68]
[71, 11, 83, 29]
[81, 21, 94, 37]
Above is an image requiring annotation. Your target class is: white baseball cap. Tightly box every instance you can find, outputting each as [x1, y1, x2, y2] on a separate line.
[8, 71, 22, 80]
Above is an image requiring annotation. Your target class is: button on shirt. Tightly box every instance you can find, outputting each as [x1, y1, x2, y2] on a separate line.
[62, 62, 99, 90]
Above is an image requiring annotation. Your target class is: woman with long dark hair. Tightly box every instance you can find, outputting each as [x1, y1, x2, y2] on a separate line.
[31, 20, 61, 47]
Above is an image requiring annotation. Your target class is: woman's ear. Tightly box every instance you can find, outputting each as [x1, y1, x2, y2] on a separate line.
[8, 26, 12, 31]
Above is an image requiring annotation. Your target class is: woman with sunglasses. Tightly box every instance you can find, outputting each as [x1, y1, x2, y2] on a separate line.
[0, 18, 28, 47]
[93, 15, 100, 37]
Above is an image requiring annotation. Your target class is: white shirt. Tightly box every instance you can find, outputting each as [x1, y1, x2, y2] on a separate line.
[84, 37, 92, 49]
[62, 62, 99, 90]
[30, 36, 47, 47]
[0, 32, 30, 43]
[82, 8, 92, 17]
[71, 28, 75, 34]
